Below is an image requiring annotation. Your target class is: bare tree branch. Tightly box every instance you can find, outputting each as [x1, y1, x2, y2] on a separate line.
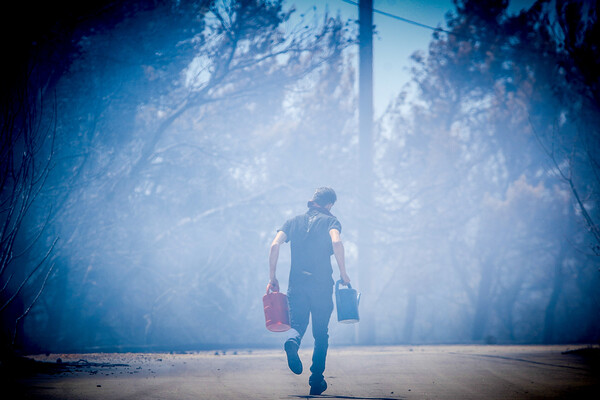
[12, 262, 55, 345]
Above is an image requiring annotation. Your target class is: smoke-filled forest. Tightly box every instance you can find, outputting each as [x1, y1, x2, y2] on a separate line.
[1, 0, 598, 359]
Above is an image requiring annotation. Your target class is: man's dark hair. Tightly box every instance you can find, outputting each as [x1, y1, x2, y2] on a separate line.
[311, 187, 337, 207]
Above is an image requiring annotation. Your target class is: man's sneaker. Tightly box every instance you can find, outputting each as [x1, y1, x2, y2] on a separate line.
[309, 379, 327, 395]
[284, 339, 302, 374]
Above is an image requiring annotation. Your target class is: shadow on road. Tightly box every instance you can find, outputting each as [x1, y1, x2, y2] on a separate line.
[291, 395, 402, 400]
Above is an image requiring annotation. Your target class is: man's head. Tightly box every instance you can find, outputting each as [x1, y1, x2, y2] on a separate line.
[311, 187, 337, 208]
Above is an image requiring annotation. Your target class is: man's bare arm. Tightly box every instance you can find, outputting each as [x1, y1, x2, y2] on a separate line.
[268, 231, 287, 291]
[330, 228, 350, 284]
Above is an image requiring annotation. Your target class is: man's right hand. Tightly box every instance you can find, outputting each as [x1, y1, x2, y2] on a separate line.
[340, 272, 351, 286]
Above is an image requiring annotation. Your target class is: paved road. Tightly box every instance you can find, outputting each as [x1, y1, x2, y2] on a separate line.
[12, 345, 600, 399]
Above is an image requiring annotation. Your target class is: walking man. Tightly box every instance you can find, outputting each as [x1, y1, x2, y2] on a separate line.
[268, 187, 351, 395]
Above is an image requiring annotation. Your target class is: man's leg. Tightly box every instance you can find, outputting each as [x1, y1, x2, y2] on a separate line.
[285, 286, 310, 374]
[308, 286, 333, 393]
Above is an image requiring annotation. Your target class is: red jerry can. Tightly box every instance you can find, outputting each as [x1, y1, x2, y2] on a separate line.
[263, 284, 291, 332]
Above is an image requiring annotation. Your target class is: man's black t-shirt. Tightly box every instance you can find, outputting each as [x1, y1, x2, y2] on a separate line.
[279, 206, 342, 287]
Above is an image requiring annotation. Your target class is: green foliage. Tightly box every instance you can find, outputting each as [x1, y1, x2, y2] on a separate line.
[5, 0, 598, 352]
[14, 0, 356, 352]
[374, 0, 599, 344]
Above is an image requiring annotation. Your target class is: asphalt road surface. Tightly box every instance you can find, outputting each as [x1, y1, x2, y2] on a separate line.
[10, 345, 600, 399]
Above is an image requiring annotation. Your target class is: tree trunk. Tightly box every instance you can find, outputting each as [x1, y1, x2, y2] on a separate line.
[402, 289, 417, 344]
[472, 260, 494, 341]
[543, 246, 566, 344]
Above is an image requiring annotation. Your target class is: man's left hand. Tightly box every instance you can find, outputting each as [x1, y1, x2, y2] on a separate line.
[268, 278, 280, 292]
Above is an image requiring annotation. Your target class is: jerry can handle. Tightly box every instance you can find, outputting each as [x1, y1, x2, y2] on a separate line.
[335, 279, 352, 291]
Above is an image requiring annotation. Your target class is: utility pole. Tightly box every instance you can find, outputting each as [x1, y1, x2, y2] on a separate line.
[358, 0, 374, 345]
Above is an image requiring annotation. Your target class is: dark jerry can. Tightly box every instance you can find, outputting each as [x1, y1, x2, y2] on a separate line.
[335, 280, 360, 323]
[263, 284, 291, 332]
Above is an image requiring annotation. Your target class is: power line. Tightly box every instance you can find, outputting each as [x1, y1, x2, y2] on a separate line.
[339, 0, 546, 54]
[340, 0, 453, 35]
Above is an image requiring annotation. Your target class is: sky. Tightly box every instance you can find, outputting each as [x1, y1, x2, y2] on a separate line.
[291, 0, 535, 117]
